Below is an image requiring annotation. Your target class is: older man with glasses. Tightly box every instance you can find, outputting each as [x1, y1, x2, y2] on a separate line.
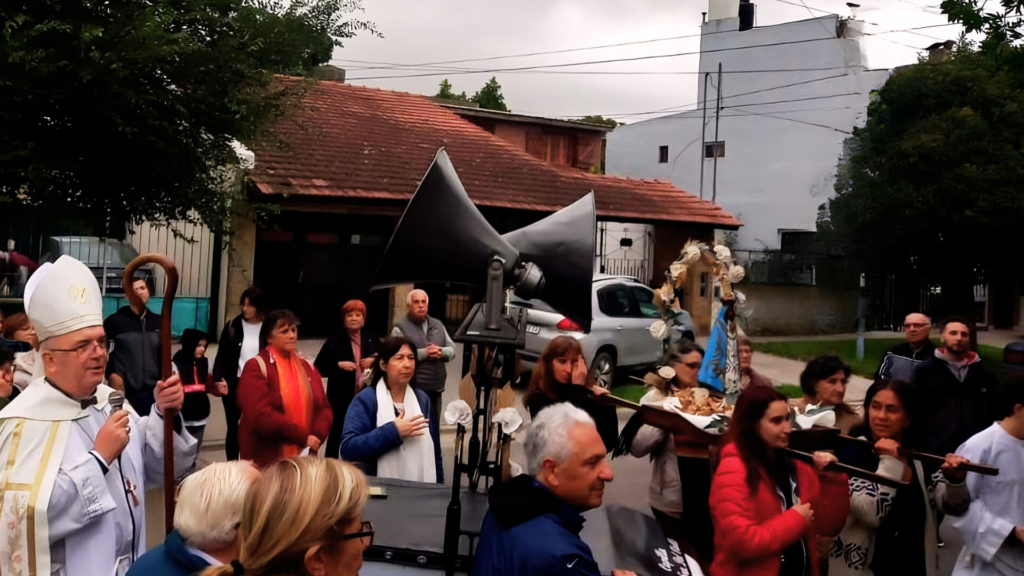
[876, 312, 937, 382]
[0, 255, 196, 576]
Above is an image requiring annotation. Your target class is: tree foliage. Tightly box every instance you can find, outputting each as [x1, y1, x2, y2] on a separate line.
[434, 77, 510, 112]
[435, 79, 470, 103]
[579, 115, 620, 128]
[0, 0, 379, 234]
[471, 77, 509, 112]
[818, 47, 1024, 310]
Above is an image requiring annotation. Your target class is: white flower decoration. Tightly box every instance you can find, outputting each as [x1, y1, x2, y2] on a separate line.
[657, 365, 677, 380]
[649, 320, 669, 340]
[492, 407, 524, 435]
[728, 264, 745, 283]
[714, 245, 732, 261]
[443, 400, 473, 427]
[681, 245, 702, 266]
[669, 262, 687, 280]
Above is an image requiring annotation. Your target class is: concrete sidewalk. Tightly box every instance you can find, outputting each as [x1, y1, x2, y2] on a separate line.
[751, 329, 1024, 348]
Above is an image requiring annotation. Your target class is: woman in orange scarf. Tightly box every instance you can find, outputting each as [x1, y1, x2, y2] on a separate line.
[237, 310, 333, 469]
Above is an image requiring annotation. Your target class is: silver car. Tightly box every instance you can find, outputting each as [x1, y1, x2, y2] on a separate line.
[515, 275, 695, 389]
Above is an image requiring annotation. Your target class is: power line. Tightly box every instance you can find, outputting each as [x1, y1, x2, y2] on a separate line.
[722, 91, 865, 108]
[557, 71, 858, 118]
[342, 22, 962, 82]
[334, 32, 708, 71]
[735, 109, 854, 132]
[338, 63, 858, 76]
[336, 15, 862, 72]
[344, 37, 840, 81]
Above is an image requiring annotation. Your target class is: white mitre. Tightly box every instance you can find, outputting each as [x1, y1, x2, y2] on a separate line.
[24, 255, 103, 342]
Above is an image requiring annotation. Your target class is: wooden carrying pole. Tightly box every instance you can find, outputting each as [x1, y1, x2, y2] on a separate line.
[837, 435, 999, 476]
[596, 394, 909, 488]
[123, 255, 178, 535]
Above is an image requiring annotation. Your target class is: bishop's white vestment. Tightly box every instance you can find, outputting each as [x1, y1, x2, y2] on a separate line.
[0, 379, 196, 576]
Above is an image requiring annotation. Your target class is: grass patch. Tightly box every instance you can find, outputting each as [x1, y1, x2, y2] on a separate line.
[610, 384, 648, 404]
[755, 338, 1006, 378]
[775, 384, 804, 399]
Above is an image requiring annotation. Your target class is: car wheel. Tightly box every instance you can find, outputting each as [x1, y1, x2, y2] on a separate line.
[590, 351, 616, 390]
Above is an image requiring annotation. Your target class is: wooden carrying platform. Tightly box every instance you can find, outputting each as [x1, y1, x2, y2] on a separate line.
[597, 394, 912, 489]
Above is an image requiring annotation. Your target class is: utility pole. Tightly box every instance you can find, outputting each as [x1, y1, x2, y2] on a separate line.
[699, 72, 709, 200]
[712, 62, 723, 204]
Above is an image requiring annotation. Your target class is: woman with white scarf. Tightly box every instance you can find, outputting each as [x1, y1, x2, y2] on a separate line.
[340, 335, 443, 483]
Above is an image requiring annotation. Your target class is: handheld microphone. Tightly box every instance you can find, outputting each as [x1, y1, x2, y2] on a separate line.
[108, 390, 126, 413]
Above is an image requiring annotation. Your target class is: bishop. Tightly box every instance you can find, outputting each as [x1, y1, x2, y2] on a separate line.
[0, 255, 197, 576]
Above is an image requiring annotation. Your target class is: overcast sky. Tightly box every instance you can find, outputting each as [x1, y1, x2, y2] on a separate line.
[330, 0, 962, 123]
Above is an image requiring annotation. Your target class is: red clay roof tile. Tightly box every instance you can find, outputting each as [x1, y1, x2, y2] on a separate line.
[248, 79, 741, 228]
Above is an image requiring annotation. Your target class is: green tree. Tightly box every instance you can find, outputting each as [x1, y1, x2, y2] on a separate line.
[818, 47, 1024, 313]
[435, 79, 470, 103]
[471, 77, 509, 112]
[580, 115, 620, 128]
[0, 0, 379, 234]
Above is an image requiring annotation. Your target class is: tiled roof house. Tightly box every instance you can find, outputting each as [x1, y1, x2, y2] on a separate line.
[229, 77, 740, 335]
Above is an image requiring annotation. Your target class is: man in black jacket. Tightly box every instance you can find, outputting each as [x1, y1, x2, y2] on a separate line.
[876, 312, 937, 382]
[211, 287, 265, 460]
[104, 275, 161, 415]
[911, 316, 1000, 455]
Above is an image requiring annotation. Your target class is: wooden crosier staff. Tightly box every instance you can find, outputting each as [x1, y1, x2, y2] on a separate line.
[123, 254, 178, 535]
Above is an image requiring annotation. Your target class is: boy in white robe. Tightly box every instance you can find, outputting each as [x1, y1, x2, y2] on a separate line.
[946, 374, 1024, 576]
[0, 256, 196, 576]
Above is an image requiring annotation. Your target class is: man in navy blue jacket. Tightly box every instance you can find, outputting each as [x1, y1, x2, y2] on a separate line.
[474, 403, 635, 576]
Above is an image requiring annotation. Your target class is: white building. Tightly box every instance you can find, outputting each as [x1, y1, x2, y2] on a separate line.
[606, 6, 890, 251]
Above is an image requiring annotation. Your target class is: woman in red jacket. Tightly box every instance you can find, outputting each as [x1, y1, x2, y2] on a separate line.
[709, 386, 849, 576]
[238, 309, 333, 469]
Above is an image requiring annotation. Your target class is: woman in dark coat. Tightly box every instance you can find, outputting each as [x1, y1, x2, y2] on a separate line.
[315, 299, 380, 458]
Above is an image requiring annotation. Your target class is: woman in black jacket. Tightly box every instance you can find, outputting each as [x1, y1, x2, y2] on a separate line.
[315, 299, 381, 458]
[211, 286, 266, 460]
[173, 328, 226, 469]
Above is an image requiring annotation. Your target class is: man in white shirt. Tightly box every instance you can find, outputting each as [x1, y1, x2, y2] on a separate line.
[946, 374, 1024, 575]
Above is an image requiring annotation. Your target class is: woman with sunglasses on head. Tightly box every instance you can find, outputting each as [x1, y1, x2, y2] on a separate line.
[200, 457, 372, 576]
[617, 339, 713, 564]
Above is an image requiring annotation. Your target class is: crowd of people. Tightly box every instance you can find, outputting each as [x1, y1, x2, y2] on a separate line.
[1, 254, 1022, 576]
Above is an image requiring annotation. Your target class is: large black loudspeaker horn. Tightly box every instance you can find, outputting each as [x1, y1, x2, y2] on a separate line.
[373, 149, 519, 288]
[502, 193, 596, 333]
[373, 147, 597, 337]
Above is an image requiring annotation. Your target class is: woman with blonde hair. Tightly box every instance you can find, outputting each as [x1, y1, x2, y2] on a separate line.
[201, 457, 372, 576]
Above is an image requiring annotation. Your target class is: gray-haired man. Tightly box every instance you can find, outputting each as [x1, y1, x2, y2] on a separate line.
[127, 460, 260, 575]
[473, 403, 635, 576]
[392, 289, 455, 423]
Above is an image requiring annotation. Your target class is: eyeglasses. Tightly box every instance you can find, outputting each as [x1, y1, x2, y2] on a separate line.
[337, 521, 374, 549]
[49, 337, 108, 358]
[683, 362, 702, 370]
